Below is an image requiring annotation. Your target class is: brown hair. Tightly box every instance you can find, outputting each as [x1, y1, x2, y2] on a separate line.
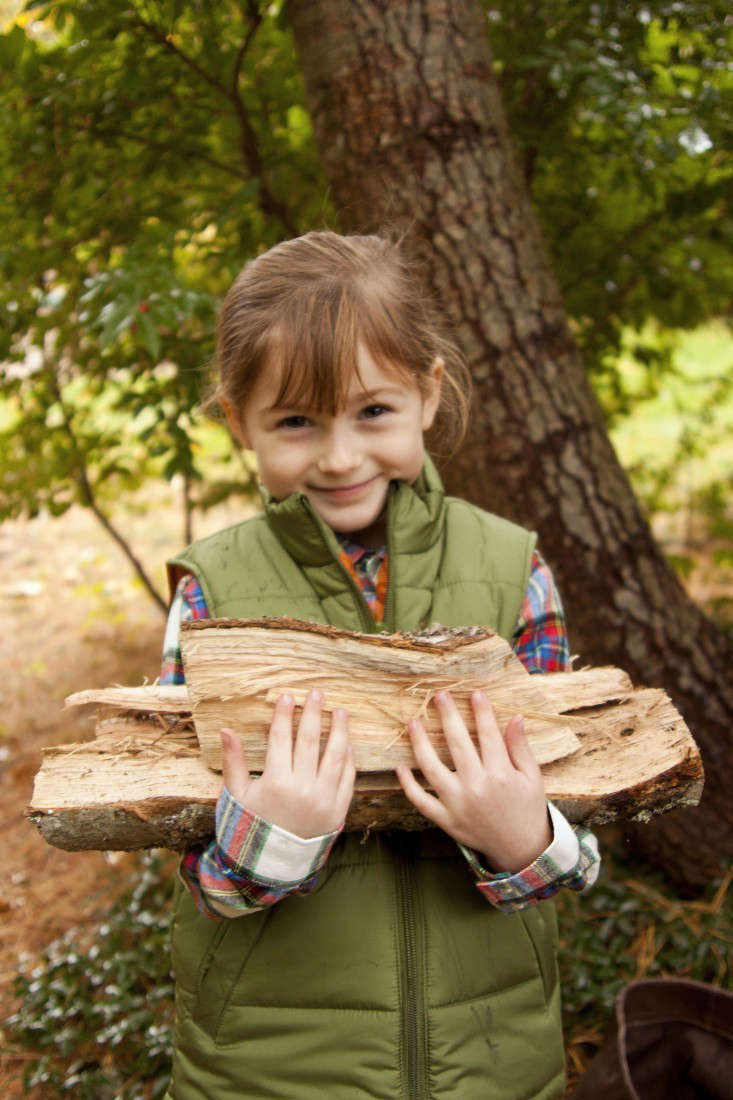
[211, 230, 471, 454]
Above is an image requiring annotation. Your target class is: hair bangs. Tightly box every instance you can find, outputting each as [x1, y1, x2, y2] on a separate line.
[265, 283, 409, 415]
[350, 279, 423, 389]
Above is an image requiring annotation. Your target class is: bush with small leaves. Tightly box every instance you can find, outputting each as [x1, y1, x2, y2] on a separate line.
[7, 852, 175, 1099]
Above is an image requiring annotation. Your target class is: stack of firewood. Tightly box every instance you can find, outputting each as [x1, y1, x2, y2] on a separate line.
[29, 619, 703, 851]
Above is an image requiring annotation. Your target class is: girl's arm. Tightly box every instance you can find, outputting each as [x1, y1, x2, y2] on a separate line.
[396, 550, 601, 911]
[161, 577, 354, 920]
[397, 693, 600, 911]
[182, 698, 354, 920]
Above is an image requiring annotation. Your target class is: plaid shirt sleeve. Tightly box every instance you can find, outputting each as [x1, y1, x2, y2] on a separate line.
[159, 574, 210, 685]
[459, 805, 601, 911]
[456, 550, 601, 913]
[181, 789, 342, 919]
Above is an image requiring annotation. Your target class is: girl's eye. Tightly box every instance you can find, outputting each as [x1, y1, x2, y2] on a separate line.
[361, 404, 389, 420]
[277, 415, 312, 430]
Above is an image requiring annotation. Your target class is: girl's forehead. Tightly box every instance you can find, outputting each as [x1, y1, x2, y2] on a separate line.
[348, 347, 412, 393]
[262, 343, 415, 412]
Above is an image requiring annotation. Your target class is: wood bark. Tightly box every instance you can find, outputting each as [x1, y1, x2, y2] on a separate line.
[29, 663, 702, 851]
[287, 0, 733, 889]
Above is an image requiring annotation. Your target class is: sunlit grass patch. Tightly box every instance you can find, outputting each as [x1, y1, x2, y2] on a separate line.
[603, 320, 733, 513]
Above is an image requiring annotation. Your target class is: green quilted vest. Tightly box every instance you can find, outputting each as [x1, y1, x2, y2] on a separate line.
[166, 459, 565, 1100]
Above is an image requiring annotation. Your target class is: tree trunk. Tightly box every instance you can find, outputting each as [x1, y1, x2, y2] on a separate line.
[288, 0, 733, 890]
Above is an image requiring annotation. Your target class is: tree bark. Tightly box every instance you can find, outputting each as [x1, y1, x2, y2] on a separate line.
[288, 0, 733, 889]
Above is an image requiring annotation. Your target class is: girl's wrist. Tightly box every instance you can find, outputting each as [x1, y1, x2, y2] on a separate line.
[476, 815, 553, 875]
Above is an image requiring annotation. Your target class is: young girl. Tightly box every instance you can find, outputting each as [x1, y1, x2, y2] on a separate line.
[160, 231, 599, 1100]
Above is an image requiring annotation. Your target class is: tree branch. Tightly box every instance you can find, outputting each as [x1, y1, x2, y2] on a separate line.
[128, 11, 233, 99]
[92, 125, 251, 183]
[46, 362, 167, 614]
[129, 2, 300, 236]
[233, 0, 263, 95]
[229, 13, 301, 235]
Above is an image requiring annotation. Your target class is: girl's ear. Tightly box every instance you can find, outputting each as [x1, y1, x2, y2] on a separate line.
[222, 399, 251, 449]
[421, 358, 444, 431]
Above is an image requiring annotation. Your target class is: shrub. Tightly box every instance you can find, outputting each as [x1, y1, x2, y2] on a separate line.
[7, 852, 175, 1099]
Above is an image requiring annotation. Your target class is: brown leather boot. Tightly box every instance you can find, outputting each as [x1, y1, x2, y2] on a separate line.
[569, 978, 733, 1099]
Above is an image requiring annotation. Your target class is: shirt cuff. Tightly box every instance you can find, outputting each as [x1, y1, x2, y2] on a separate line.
[459, 802, 582, 907]
[215, 787, 342, 887]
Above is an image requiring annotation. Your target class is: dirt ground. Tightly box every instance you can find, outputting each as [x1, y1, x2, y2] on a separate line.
[0, 487, 246, 1097]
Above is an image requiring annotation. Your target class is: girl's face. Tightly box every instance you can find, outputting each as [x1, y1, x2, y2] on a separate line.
[225, 347, 442, 547]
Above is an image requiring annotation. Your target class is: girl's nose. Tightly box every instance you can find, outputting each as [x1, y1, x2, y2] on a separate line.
[317, 425, 361, 474]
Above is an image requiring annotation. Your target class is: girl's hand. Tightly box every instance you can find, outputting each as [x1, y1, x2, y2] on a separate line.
[395, 691, 552, 873]
[220, 690, 356, 839]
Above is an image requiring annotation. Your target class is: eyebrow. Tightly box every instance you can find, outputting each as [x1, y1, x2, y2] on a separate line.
[264, 384, 405, 415]
[350, 384, 404, 401]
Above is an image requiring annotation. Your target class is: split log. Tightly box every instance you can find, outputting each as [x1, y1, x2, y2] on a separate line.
[178, 618, 581, 770]
[28, 620, 703, 850]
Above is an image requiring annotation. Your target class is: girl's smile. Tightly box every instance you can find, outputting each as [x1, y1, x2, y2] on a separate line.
[308, 475, 380, 499]
[224, 346, 442, 547]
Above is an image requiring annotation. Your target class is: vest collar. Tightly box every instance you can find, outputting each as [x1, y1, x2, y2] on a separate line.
[262, 455, 446, 568]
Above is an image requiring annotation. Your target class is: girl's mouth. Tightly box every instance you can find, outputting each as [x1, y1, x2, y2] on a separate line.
[311, 476, 378, 500]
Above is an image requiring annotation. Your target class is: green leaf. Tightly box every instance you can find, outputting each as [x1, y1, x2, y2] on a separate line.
[0, 25, 26, 68]
[139, 309, 161, 360]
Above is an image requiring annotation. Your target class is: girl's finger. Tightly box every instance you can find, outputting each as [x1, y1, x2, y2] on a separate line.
[406, 717, 454, 797]
[433, 691, 481, 776]
[503, 715, 540, 779]
[221, 728, 251, 804]
[318, 707, 350, 780]
[292, 689, 324, 775]
[333, 744, 356, 821]
[264, 694, 295, 774]
[395, 765, 451, 830]
[471, 692, 509, 770]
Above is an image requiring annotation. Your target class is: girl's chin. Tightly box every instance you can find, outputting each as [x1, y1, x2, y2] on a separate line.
[324, 505, 388, 549]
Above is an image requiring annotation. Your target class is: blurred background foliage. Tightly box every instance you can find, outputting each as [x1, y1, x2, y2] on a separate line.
[0, 0, 731, 610]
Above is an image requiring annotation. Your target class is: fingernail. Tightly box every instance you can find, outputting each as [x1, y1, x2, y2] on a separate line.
[280, 693, 293, 707]
[472, 690, 486, 704]
[435, 691, 448, 705]
[310, 689, 323, 703]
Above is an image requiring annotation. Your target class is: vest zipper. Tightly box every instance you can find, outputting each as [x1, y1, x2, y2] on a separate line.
[339, 562, 377, 633]
[300, 498, 376, 633]
[397, 839, 427, 1099]
[382, 485, 397, 632]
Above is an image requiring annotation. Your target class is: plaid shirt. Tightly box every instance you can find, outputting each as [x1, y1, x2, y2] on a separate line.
[163, 545, 599, 919]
